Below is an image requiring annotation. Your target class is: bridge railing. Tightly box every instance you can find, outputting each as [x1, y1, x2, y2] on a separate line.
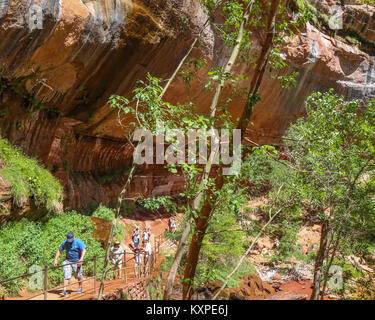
[0, 235, 162, 300]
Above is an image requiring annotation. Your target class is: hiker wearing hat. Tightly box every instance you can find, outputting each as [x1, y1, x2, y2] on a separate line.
[133, 227, 140, 248]
[109, 241, 124, 279]
[53, 232, 87, 296]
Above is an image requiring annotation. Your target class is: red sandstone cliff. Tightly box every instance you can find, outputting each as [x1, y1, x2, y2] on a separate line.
[0, 0, 374, 212]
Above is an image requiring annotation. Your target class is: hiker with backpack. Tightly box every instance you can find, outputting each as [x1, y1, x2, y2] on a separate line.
[133, 227, 140, 248]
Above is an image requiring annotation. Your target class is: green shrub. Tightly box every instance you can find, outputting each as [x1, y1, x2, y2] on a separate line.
[0, 212, 105, 296]
[160, 254, 174, 272]
[0, 138, 63, 212]
[92, 204, 115, 221]
[92, 204, 125, 242]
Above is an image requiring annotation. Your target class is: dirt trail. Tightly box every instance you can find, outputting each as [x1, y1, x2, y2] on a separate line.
[5, 211, 177, 301]
[4, 209, 334, 300]
[120, 210, 171, 247]
[11, 256, 165, 301]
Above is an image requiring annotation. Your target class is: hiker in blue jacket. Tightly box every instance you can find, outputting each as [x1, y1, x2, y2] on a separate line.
[53, 232, 87, 296]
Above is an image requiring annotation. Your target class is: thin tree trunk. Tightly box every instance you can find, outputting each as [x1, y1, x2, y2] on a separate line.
[159, 36, 199, 298]
[159, 2, 218, 99]
[182, 180, 222, 299]
[237, 0, 280, 134]
[161, 3, 225, 300]
[164, 162, 218, 300]
[207, 0, 255, 118]
[160, 37, 199, 98]
[180, 0, 257, 299]
[165, 0, 256, 300]
[313, 160, 371, 300]
[163, 217, 192, 299]
[310, 219, 329, 300]
[182, 0, 279, 300]
[320, 232, 341, 300]
[97, 162, 136, 300]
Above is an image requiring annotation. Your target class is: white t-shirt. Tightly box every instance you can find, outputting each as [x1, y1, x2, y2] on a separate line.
[143, 231, 149, 241]
[144, 242, 152, 255]
[110, 246, 124, 264]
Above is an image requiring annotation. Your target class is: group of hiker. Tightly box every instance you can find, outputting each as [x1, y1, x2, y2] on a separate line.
[132, 226, 151, 249]
[131, 226, 153, 276]
[52, 217, 178, 296]
[52, 226, 153, 296]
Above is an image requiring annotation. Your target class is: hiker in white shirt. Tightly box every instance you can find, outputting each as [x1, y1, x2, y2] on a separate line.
[142, 229, 150, 243]
[144, 241, 152, 257]
[109, 241, 124, 279]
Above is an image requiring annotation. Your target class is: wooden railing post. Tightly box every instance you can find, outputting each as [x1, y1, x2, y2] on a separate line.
[158, 236, 160, 255]
[137, 253, 141, 279]
[151, 253, 154, 273]
[124, 251, 127, 284]
[155, 243, 158, 263]
[93, 256, 97, 294]
[43, 265, 48, 300]
[135, 253, 137, 279]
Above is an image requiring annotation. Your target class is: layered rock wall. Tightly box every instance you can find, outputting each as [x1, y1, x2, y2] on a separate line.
[0, 0, 374, 210]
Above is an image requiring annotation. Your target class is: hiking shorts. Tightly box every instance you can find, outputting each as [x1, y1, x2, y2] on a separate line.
[62, 260, 83, 280]
[111, 260, 122, 268]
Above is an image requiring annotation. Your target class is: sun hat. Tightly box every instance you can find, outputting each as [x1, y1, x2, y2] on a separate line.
[67, 232, 74, 243]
